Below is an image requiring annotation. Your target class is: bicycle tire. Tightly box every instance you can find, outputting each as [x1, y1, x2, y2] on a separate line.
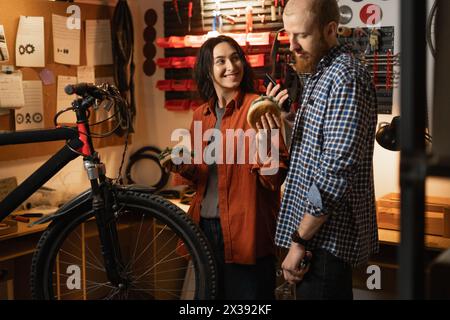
[30, 190, 217, 300]
[125, 153, 169, 191]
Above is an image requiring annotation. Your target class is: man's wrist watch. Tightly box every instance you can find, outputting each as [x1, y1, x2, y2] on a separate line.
[291, 230, 309, 247]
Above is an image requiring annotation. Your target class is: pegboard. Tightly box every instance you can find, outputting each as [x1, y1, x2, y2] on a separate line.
[159, 0, 396, 114]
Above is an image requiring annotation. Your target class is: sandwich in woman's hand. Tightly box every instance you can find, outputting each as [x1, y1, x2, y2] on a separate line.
[247, 96, 281, 129]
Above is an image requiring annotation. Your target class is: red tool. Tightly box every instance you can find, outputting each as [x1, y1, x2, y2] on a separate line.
[172, 0, 182, 24]
[12, 215, 29, 223]
[386, 50, 392, 90]
[373, 51, 378, 87]
[188, 2, 193, 32]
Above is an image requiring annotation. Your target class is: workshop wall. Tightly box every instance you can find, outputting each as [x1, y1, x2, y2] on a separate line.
[0, 0, 448, 201]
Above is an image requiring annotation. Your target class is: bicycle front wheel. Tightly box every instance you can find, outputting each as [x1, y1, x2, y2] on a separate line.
[31, 190, 217, 300]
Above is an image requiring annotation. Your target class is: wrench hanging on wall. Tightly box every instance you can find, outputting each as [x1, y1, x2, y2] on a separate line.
[188, 1, 193, 32]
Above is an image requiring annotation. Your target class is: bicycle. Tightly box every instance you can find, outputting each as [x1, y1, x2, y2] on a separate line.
[0, 83, 217, 300]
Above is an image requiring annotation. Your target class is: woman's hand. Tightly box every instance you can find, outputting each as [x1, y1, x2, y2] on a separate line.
[159, 147, 192, 174]
[255, 112, 282, 165]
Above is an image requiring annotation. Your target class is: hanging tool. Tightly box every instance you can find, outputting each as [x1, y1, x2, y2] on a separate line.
[261, 0, 266, 9]
[212, 10, 218, 32]
[275, 0, 282, 17]
[172, 0, 182, 24]
[201, 0, 205, 30]
[386, 49, 392, 90]
[271, 3, 277, 21]
[188, 1, 193, 32]
[372, 51, 378, 87]
[246, 5, 253, 33]
[258, 14, 266, 24]
[214, 0, 222, 33]
[222, 14, 236, 25]
[369, 28, 381, 53]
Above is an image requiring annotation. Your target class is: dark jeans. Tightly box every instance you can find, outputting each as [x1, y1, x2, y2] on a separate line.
[296, 248, 353, 300]
[200, 218, 276, 300]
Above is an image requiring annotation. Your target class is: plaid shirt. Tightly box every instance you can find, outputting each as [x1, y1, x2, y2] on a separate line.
[275, 44, 379, 267]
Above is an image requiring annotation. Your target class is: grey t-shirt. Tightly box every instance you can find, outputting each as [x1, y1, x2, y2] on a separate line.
[200, 103, 226, 219]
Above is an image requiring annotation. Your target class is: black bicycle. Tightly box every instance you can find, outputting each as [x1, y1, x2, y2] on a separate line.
[0, 83, 216, 300]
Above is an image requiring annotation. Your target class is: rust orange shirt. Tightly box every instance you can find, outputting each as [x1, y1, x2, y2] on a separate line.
[176, 91, 289, 265]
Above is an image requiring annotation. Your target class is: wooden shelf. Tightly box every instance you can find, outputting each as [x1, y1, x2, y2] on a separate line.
[378, 228, 450, 251]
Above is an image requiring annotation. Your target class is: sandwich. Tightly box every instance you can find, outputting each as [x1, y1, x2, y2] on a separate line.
[247, 96, 281, 129]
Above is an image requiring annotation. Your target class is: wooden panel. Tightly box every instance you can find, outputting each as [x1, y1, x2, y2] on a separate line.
[0, 0, 128, 161]
[377, 193, 450, 238]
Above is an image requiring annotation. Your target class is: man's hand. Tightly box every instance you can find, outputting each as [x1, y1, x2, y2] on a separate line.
[281, 243, 313, 285]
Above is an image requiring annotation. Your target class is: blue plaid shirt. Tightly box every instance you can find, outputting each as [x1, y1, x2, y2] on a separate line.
[275, 44, 379, 267]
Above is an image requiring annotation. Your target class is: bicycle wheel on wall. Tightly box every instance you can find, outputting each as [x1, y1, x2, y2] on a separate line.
[30, 191, 217, 300]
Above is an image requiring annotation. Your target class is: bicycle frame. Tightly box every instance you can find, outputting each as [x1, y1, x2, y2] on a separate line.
[0, 95, 126, 287]
[0, 127, 82, 221]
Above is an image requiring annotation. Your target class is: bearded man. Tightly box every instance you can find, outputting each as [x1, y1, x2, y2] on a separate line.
[274, 0, 379, 300]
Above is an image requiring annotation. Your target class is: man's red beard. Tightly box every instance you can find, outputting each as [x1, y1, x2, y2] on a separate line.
[292, 38, 330, 74]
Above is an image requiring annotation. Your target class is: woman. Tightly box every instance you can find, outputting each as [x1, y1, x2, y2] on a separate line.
[163, 35, 289, 300]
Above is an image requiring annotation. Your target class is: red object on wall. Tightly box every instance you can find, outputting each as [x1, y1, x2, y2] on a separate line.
[156, 57, 173, 68]
[156, 80, 173, 91]
[156, 37, 171, 48]
[165, 100, 191, 111]
[168, 36, 186, 48]
[171, 79, 190, 91]
[247, 54, 265, 67]
[247, 32, 270, 46]
[360, 4, 383, 25]
[171, 56, 196, 68]
[185, 35, 207, 47]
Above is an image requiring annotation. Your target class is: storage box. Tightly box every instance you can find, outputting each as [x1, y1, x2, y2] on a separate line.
[377, 193, 450, 237]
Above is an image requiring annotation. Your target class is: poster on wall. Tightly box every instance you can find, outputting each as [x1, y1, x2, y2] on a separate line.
[85, 20, 113, 66]
[15, 16, 45, 67]
[0, 25, 10, 62]
[52, 14, 81, 65]
[15, 81, 45, 131]
[0, 71, 25, 109]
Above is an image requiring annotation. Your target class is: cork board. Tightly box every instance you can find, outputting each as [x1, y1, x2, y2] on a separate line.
[0, 0, 129, 161]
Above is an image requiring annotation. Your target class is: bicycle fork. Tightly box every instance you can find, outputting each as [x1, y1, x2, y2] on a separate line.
[84, 158, 126, 289]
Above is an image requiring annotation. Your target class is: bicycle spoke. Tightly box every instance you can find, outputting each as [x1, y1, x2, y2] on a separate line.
[133, 241, 187, 283]
[57, 251, 106, 272]
[129, 213, 146, 269]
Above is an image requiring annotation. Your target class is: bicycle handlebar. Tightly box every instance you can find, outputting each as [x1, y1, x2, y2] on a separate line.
[65, 83, 108, 100]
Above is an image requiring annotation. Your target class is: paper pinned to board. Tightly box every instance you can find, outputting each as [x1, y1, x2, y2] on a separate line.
[56, 75, 77, 123]
[15, 81, 45, 131]
[0, 71, 25, 109]
[85, 20, 113, 66]
[77, 66, 95, 84]
[15, 16, 45, 67]
[52, 14, 81, 65]
[0, 25, 10, 62]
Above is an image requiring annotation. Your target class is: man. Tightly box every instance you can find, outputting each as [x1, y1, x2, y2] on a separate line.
[275, 0, 379, 300]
